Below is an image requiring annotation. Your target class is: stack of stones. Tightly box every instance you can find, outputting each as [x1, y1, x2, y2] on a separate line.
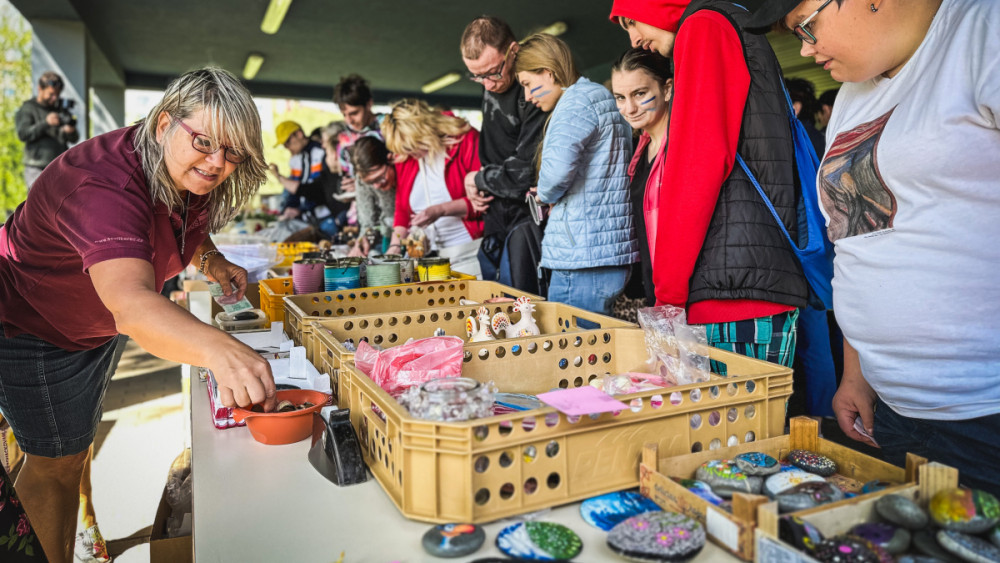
[779, 487, 1000, 562]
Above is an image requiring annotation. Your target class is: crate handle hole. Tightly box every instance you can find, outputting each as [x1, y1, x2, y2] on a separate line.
[495, 346, 506, 358]
[744, 404, 756, 419]
[547, 473, 561, 489]
[708, 411, 721, 426]
[474, 425, 489, 441]
[691, 441, 703, 453]
[543, 340, 553, 351]
[690, 414, 702, 430]
[727, 435, 739, 447]
[745, 431, 756, 443]
[474, 488, 490, 505]
[474, 456, 489, 473]
[545, 413, 559, 428]
[690, 388, 702, 403]
[727, 407, 738, 423]
[574, 336, 583, 347]
[528, 342, 538, 354]
[524, 478, 538, 495]
[498, 422, 513, 437]
[558, 338, 568, 350]
[573, 377, 584, 387]
[499, 483, 515, 500]
[523, 445, 537, 462]
[650, 394, 663, 409]
[521, 417, 536, 432]
[709, 438, 722, 450]
[746, 380, 757, 394]
[545, 440, 559, 457]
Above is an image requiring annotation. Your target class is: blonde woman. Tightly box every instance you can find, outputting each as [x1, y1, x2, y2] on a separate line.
[516, 34, 637, 316]
[383, 99, 483, 276]
[0, 68, 276, 562]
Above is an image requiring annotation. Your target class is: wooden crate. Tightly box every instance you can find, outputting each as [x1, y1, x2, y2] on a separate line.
[639, 417, 927, 560]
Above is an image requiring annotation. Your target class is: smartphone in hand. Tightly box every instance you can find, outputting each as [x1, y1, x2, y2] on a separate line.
[526, 192, 543, 226]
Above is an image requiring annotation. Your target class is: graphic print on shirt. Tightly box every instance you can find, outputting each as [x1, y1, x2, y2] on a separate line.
[819, 109, 897, 241]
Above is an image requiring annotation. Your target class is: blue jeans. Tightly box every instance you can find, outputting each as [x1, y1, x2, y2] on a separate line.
[873, 397, 1000, 497]
[546, 266, 629, 319]
[0, 325, 127, 458]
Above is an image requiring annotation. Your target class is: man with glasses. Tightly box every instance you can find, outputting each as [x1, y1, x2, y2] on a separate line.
[269, 121, 340, 238]
[460, 16, 546, 292]
[15, 71, 79, 189]
[608, 0, 808, 372]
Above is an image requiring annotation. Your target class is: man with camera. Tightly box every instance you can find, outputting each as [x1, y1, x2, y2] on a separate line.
[15, 71, 79, 189]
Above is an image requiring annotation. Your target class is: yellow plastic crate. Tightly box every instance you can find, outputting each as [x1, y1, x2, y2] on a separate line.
[284, 280, 544, 357]
[339, 328, 793, 524]
[311, 301, 636, 398]
[271, 242, 319, 268]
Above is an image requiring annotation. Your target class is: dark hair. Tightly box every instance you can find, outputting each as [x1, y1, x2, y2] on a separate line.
[38, 71, 63, 89]
[350, 136, 390, 177]
[818, 87, 840, 109]
[611, 48, 673, 84]
[784, 77, 818, 119]
[460, 15, 516, 59]
[333, 74, 373, 107]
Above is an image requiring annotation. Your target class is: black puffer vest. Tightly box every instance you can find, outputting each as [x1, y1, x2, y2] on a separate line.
[679, 0, 808, 308]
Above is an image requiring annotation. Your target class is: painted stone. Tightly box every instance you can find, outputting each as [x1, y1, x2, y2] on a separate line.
[496, 521, 582, 561]
[875, 494, 930, 530]
[897, 556, 954, 563]
[734, 452, 781, 476]
[862, 480, 898, 494]
[422, 523, 485, 558]
[670, 478, 725, 506]
[718, 500, 733, 513]
[694, 460, 762, 498]
[929, 488, 1000, 534]
[937, 529, 1000, 563]
[991, 525, 1000, 549]
[912, 529, 961, 563]
[779, 515, 825, 553]
[607, 510, 706, 563]
[580, 490, 662, 531]
[827, 474, 864, 495]
[787, 449, 838, 476]
[849, 522, 911, 555]
[811, 535, 883, 563]
[777, 481, 845, 513]
[764, 469, 827, 498]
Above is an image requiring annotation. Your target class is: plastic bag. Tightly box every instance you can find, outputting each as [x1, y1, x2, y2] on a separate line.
[637, 305, 711, 386]
[355, 336, 464, 396]
[589, 372, 672, 396]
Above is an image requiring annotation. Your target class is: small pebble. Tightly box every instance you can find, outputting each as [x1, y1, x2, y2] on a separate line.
[875, 494, 929, 530]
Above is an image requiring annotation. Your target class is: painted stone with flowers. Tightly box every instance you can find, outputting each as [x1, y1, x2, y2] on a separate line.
[694, 460, 762, 498]
[929, 487, 1000, 534]
[607, 510, 706, 562]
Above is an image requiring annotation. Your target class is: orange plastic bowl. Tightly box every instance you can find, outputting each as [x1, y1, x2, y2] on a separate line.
[231, 389, 330, 445]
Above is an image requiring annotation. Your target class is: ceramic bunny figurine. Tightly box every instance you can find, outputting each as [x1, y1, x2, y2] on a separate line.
[491, 296, 540, 338]
[466, 306, 496, 342]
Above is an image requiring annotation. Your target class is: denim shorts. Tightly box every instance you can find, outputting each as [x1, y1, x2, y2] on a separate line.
[0, 324, 126, 458]
[547, 266, 630, 319]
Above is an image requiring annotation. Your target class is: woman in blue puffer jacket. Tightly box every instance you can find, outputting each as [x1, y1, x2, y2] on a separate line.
[515, 33, 638, 316]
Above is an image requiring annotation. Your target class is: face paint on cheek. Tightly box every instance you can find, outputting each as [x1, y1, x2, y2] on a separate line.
[641, 97, 658, 111]
[534, 90, 552, 99]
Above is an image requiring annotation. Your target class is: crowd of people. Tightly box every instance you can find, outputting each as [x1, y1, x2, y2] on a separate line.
[1, 0, 997, 561]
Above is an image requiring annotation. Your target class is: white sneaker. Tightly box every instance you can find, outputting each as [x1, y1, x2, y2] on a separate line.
[75, 524, 112, 563]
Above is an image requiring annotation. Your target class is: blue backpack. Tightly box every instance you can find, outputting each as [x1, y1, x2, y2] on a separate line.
[734, 86, 835, 311]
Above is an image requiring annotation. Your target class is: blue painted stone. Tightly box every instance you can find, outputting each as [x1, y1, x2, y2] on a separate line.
[496, 521, 582, 561]
[422, 523, 485, 558]
[734, 452, 780, 476]
[671, 478, 725, 506]
[580, 490, 662, 531]
[937, 529, 1000, 563]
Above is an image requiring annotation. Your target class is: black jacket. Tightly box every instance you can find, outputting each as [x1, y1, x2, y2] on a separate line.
[474, 82, 547, 238]
[679, 0, 809, 308]
[15, 98, 79, 168]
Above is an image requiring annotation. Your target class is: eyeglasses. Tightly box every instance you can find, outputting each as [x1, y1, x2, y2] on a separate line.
[793, 0, 835, 45]
[363, 165, 392, 188]
[468, 44, 514, 84]
[171, 116, 247, 164]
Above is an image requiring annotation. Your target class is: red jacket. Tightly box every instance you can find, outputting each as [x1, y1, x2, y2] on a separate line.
[393, 128, 484, 240]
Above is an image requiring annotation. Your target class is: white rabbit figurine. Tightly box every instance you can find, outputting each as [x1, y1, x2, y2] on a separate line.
[491, 296, 541, 338]
[466, 306, 496, 342]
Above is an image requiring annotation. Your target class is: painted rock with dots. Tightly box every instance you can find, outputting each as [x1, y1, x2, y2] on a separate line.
[607, 510, 706, 563]
[937, 529, 1000, 563]
[777, 481, 846, 513]
[929, 488, 1000, 534]
[496, 521, 582, 561]
[811, 535, 884, 563]
[694, 460, 762, 498]
[787, 449, 838, 476]
[580, 490, 662, 531]
[422, 523, 485, 558]
[734, 452, 781, 476]
[779, 515, 825, 553]
[764, 469, 827, 498]
[875, 494, 929, 530]
[849, 522, 911, 555]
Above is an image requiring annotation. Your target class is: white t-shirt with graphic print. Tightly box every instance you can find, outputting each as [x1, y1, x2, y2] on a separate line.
[822, 0, 1000, 420]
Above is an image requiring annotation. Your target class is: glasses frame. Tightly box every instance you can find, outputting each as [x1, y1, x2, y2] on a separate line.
[362, 164, 393, 188]
[171, 115, 246, 164]
[468, 43, 515, 84]
[793, 0, 835, 45]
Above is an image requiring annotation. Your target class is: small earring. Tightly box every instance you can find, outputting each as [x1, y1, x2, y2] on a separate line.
[870, 3, 878, 12]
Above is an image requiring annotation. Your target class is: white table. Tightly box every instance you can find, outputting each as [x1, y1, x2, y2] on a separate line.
[189, 371, 742, 562]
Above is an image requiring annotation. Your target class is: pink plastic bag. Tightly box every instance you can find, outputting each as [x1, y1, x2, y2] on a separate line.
[354, 336, 464, 396]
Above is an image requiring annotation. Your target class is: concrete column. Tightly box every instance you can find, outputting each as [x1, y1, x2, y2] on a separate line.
[30, 19, 88, 141]
[91, 84, 124, 136]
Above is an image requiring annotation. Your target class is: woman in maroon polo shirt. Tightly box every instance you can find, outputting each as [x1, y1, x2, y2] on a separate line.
[0, 67, 275, 563]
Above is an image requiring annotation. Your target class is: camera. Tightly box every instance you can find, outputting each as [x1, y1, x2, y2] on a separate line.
[57, 98, 77, 127]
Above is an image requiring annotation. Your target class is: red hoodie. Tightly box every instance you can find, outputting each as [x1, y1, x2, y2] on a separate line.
[611, 1, 794, 324]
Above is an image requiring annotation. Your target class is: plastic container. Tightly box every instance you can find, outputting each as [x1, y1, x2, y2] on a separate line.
[310, 301, 634, 390]
[231, 389, 330, 445]
[215, 309, 268, 332]
[338, 327, 793, 524]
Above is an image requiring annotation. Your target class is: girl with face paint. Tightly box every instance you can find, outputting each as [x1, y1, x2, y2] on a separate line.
[611, 48, 674, 312]
[513, 34, 638, 317]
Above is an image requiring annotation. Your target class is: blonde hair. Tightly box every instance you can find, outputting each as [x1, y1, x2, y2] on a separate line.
[134, 67, 267, 232]
[382, 99, 471, 160]
[514, 33, 580, 89]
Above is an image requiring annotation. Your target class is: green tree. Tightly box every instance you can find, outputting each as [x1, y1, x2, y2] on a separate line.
[0, 1, 31, 220]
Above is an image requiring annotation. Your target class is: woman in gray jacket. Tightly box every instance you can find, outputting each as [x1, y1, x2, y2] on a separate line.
[516, 34, 638, 315]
